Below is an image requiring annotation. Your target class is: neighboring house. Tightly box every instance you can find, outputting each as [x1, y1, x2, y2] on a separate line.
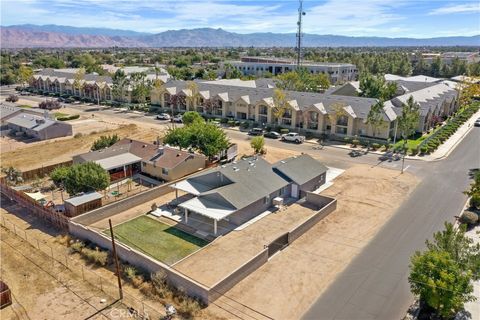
[0, 103, 48, 125]
[73, 138, 159, 181]
[73, 138, 206, 182]
[3, 109, 72, 140]
[171, 154, 327, 235]
[226, 56, 357, 84]
[141, 146, 206, 181]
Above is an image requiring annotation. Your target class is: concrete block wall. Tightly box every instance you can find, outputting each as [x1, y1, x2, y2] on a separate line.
[71, 181, 176, 226]
[68, 221, 211, 303]
[209, 249, 269, 301]
[289, 194, 337, 243]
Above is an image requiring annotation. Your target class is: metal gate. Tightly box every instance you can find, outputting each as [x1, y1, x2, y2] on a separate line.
[267, 232, 289, 258]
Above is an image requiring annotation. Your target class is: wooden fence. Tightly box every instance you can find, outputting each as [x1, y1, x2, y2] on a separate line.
[20, 160, 73, 181]
[0, 181, 69, 230]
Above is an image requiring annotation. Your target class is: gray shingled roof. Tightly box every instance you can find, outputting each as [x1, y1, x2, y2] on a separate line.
[6, 113, 57, 131]
[164, 80, 382, 120]
[273, 154, 327, 186]
[185, 157, 289, 210]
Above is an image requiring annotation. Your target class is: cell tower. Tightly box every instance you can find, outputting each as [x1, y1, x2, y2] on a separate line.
[296, 0, 306, 68]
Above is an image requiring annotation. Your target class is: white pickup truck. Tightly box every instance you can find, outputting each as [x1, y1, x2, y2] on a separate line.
[281, 132, 305, 144]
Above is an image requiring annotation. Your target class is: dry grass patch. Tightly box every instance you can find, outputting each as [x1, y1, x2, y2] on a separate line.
[0, 124, 161, 171]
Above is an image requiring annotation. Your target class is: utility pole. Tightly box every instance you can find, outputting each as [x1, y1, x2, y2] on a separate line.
[296, 0, 306, 68]
[109, 219, 123, 300]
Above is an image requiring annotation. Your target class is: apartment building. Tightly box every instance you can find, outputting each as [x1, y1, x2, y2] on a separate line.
[226, 57, 357, 84]
[30, 67, 170, 103]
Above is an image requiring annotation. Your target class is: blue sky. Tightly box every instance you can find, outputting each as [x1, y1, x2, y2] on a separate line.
[1, 0, 479, 38]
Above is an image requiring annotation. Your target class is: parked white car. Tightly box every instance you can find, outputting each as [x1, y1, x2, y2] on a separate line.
[281, 132, 305, 144]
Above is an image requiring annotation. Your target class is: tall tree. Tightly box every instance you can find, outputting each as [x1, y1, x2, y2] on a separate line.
[18, 65, 33, 89]
[73, 67, 86, 96]
[397, 96, 420, 173]
[112, 69, 128, 102]
[366, 100, 385, 138]
[271, 88, 290, 124]
[425, 222, 480, 279]
[63, 162, 110, 195]
[185, 81, 200, 110]
[409, 250, 475, 319]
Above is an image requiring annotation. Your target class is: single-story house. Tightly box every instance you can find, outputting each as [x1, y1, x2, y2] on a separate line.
[73, 138, 206, 182]
[4, 111, 72, 140]
[171, 154, 327, 235]
[141, 146, 206, 181]
[73, 138, 160, 181]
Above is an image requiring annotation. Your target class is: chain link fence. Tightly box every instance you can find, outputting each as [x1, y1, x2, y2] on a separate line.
[0, 216, 166, 320]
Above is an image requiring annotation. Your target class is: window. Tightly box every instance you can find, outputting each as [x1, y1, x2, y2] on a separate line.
[263, 196, 270, 205]
[162, 168, 169, 175]
[337, 115, 348, 127]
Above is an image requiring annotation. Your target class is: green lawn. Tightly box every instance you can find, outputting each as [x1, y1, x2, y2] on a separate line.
[105, 215, 208, 265]
[393, 125, 441, 150]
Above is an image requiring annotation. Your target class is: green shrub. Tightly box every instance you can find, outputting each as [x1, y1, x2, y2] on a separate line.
[83, 247, 109, 266]
[57, 114, 80, 121]
[351, 139, 360, 147]
[73, 133, 83, 138]
[69, 240, 85, 253]
[344, 137, 351, 143]
[240, 121, 250, 129]
[227, 120, 235, 126]
[420, 145, 429, 154]
[123, 265, 138, 280]
[470, 194, 480, 210]
[371, 143, 380, 150]
[218, 118, 226, 123]
[280, 128, 289, 134]
[460, 210, 479, 226]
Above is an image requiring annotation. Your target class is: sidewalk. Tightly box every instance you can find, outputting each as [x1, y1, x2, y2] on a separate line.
[304, 109, 480, 162]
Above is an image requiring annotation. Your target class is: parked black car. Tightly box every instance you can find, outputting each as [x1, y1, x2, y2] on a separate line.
[264, 131, 281, 139]
[248, 128, 264, 136]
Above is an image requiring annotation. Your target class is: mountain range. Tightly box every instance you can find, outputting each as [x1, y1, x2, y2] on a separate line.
[1, 24, 479, 48]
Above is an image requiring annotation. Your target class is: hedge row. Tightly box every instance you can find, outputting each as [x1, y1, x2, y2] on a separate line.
[57, 114, 80, 121]
[418, 103, 480, 155]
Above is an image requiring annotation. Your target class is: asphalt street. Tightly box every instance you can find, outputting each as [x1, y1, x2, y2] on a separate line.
[303, 124, 480, 320]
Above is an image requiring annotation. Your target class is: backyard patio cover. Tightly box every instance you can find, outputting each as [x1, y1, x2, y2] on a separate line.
[178, 197, 235, 221]
[95, 153, 142, 171]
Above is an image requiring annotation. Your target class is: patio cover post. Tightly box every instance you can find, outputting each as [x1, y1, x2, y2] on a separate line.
[175, 189, 178, 201]
[214, 219, 217, 235]
[185, 208, 188, 223]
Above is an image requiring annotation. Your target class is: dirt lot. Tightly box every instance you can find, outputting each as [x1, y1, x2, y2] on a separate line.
[0, 124, 161, 171]
[205, 164, 418, 319]
[0, 227, 121, 320]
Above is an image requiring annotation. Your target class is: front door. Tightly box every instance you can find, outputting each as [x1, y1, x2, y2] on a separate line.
[291, 184, 299, 198]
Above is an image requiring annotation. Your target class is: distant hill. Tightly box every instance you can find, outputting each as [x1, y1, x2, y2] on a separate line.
[4, 24, 150, 37]
[1, 25, 479, 48]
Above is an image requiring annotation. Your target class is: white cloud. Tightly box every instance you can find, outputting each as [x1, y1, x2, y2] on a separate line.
[429, 3, 480, 15]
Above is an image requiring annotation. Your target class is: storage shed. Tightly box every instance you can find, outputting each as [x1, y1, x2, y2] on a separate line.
[64, 192, 103, 217]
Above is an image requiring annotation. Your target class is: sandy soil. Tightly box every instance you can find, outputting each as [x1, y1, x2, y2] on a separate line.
[0, 124, 161, 171]
[0, 227, 118, 320]
[0, 196, 223, 320]
[205, 164, 418, 319]
[173, 202, 319, 287]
